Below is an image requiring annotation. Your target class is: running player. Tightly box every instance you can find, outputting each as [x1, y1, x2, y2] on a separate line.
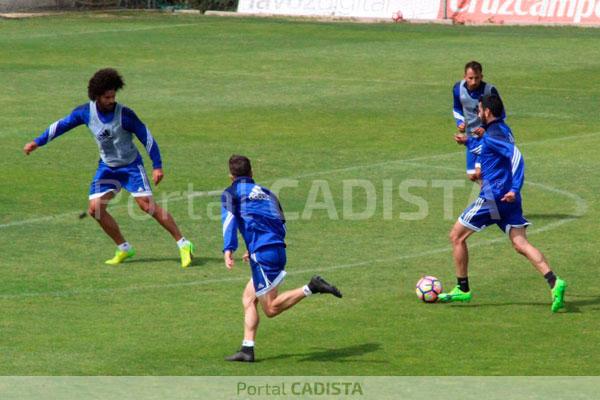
[222, 155, 342, 362]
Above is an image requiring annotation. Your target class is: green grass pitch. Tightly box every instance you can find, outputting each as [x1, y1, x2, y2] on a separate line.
[1, 12, 599, 375]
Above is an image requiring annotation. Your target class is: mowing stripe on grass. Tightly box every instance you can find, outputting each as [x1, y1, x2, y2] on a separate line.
[0, 22, 204, 41]
[0, 210, 579, 300]
[2, 130, 597, 230]
[0, 151, 587, 300]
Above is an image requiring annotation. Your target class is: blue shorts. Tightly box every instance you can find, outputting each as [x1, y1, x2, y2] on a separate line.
[459, 196, 530, 234]
[466, 136, 482, 174]
[89, 156, 152, 200]
[250, 245, 287, 297]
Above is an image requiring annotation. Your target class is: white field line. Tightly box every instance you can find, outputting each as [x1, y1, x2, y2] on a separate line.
[0, 209, 580, 300]
[2, 131, 598, 230]
[0, 23, 203, 40]
[0, 145, 589, 300]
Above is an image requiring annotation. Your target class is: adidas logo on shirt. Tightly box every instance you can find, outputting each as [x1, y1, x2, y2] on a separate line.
[249, 186, 270, 201]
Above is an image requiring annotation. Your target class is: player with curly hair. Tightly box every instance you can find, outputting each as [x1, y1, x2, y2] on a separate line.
[23, 68, 196, 267]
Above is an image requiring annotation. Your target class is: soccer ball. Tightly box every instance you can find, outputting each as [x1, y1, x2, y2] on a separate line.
[416, 276, 443, 303]
[392, 10, 404, 22]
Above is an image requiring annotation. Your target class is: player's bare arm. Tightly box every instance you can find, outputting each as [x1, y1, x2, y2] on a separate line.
[224, 250, 235, 269]
[472, 127, 485, 136]
[152, 168, 164, 185]
[23, 141, 38, 155]
[501, 191, 516, 203]
[454, 134, 468, 145]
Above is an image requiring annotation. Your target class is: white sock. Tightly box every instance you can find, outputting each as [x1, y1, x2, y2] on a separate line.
[118, 242, 131, 252]
[176, 237, 189, 249]
[303, 285, 312, 297]
[242, 340, 255, 348]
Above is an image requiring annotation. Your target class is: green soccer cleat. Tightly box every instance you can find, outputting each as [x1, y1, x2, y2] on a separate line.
[105, 248, 135, 265]
[551, 278, 567, 313]
[438, 285, 472, 303]
[180, 242, 196, 268]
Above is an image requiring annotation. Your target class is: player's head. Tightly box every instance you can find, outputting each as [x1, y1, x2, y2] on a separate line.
[464, 61, 483, 90]
[229, 155, 253, 179]
[88, 68, 125, 112]
[479, 94, 504, 124]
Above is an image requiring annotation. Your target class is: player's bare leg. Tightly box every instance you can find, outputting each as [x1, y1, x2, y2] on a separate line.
[449, 221, 476, 278]
[226, 276, 341, 362]
[226, 286, 308, 362]
[243, 280, 259, 342]
[89, 192, 136, 265]
[135, 196, 182, 240]
[259, 276, 343, 318]
[440, 221, 476, 302]
[88, 191, 125, 245]
[509, 227, 551, 275]
[509, 227, 566, 312]
[226, 280, 260, 362]
[258, 287, 306, 318]
[135, 195, 195, 267]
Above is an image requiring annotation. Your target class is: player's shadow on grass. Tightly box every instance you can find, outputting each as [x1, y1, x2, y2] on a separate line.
[127, 256, 221, 267]
[458, 302, 548, 308]
[457, 295, 600, 314]
[258, 343, 384, 363]
[564, 295, 600, 313]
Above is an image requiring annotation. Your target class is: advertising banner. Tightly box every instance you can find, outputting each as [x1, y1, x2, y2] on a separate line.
[442, 0, 600, 25]
[238, 0, 600, 25]
[237, 0, 441, 20]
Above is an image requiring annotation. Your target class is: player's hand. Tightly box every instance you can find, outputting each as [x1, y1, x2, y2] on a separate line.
[473, 127, 485, 137]
[23, 141, 38, 155]
[458, 123, 466, 133]
[468, 173, 479, 182]
[224, 250, 235, 270]
[152, 168, 164, 185]
[501, 191, 516, 203]
[242, 251, 250, 263]
[454, 134, 468, 145]
[468, 167, 482, 182]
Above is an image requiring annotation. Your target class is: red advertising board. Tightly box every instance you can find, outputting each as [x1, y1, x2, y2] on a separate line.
[439, 0, 600, 25]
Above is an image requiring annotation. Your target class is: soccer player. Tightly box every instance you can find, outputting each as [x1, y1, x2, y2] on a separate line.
[23, 68, 196, 267]
[453, 61, 505, 181]
[222, 155, 342, 362]
[441, 94, 567, 313]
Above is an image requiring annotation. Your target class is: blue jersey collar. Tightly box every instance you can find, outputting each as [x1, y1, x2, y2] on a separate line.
[462, 80, 486, 95]
[233, 176, 254, 185]
[482, 118, 503, 130]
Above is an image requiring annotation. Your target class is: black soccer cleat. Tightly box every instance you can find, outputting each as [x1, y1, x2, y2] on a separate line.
[308, 275, 342, 298]
[225, 347, 255, 363]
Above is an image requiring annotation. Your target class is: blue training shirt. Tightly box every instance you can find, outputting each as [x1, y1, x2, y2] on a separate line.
[221, 177, 286, 254]
[468, 119, 524, 200]
[33, 102, 162, 169]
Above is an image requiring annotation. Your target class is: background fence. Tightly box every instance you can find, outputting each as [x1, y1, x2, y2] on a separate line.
[0, 0, 236, 12]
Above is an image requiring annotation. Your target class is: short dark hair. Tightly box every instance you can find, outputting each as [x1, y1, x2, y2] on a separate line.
[464, 61, 483, 74]
[88, 68, 125, 100]
[480, 94, 504, 118]
[229, 155, 252, 178]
